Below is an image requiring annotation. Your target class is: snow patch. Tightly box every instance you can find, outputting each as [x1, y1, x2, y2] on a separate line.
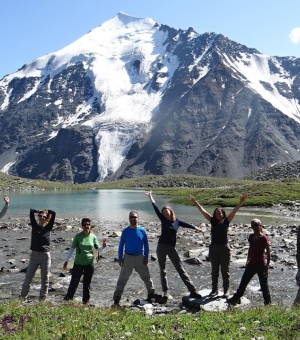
[222, 53, 300, 123]
[1, 162, 15, 173]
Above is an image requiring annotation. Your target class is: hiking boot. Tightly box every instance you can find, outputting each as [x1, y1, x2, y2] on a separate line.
[63, 295, 72, 301]
[147, 291, 156, 302]
[227, 296, 241, 306]
[190, 290, 202, 299]
[113, 296, 121, 306]
[209, 288, 219, 297]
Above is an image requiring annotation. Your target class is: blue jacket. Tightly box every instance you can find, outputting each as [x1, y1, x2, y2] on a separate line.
[118, 225, 149, 260]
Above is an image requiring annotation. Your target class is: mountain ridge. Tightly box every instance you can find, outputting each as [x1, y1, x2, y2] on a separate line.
[0, 13, 300, 183]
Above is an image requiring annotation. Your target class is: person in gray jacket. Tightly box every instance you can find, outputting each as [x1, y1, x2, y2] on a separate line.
[0, 194, 9, 219]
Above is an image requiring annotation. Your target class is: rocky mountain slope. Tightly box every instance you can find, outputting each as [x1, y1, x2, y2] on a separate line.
[0, 12, 300, 183]
[244, 160, 300, 181]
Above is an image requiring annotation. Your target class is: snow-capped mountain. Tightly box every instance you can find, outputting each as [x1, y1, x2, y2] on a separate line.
[0, 12, 300, 183]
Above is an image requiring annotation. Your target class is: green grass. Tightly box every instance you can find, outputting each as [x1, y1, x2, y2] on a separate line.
[1, 301, 300, 339]
[1, 172, 300, 207]
[160, 178, 300, 207]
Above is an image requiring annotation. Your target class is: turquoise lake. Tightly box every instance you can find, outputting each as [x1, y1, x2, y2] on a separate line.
[3, 189, 298, 225]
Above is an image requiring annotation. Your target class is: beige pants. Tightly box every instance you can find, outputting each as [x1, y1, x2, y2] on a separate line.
[113, 254, 154, 299]
[21, 251, 51, 300]
[209, 243, 231, 290]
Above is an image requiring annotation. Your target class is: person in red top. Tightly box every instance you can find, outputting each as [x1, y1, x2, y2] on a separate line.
[227, 218, 271, 306]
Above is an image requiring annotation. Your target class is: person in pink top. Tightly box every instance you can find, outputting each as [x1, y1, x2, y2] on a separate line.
[227, 218, 271, 306]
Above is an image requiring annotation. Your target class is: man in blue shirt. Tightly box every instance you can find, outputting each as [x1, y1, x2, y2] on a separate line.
[113, 211, 155, 306]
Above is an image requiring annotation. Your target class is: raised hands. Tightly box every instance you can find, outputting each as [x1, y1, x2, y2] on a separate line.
[3, 195, 9, 205]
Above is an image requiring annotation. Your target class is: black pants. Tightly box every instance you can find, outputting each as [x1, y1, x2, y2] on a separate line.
[235, 263, 271, 305]
[65, 263, 94, 303]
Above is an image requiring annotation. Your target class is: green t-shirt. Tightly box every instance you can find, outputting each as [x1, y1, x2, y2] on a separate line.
[71, 232, 100, 265]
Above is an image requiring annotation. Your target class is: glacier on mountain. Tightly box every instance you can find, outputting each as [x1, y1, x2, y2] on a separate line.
[0, 12, 181, 180]
[0, 12, 300, 181]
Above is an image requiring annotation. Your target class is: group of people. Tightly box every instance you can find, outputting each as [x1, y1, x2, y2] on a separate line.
[0, 191, 298, 307]
[0, 194, 106, 305]
[113, 191, 271, 307]
[22, 210, 107, 305]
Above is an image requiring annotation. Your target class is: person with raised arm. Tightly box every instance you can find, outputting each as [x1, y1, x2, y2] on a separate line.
[145, 191, 204, 300]
[189, 193, 248, 298]
[21, 207, 56, 301]
[63, 218, 106, 305]
[0, 194, 9, 220]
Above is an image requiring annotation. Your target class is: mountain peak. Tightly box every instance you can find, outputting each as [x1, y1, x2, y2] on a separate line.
[103, 12, 156, 30]
[1, 13, 300, 183]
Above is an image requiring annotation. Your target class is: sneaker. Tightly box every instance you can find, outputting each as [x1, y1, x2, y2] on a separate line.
[227, 296, 241, 306]
[223, 288, 230, 299]
[190, 290, 202, 299]
[163, 291, 172, 299]
[209, 289, 219, 297]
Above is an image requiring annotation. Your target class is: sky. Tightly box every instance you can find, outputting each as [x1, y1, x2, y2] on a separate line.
[0, 0, 299, 80]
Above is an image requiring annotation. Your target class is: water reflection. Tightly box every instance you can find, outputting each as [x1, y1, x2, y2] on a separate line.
[5, 190, 298, 225]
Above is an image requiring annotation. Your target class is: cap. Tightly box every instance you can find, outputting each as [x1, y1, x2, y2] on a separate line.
[251, 218, 261, 226]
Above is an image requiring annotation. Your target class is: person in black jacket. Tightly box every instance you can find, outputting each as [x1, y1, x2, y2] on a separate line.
[21, 208, 56, 301]
[145, 191, 203, 299]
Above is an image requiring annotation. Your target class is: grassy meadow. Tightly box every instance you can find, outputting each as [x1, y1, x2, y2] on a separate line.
[1, 301, 300, 339]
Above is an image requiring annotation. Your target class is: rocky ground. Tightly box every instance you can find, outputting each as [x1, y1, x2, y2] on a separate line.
[243, 160, 300, 181]
[0, 212, 299, 314]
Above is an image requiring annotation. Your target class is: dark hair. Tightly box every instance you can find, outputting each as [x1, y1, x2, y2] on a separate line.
[81, 218, 91, 225]
[129, 210, 138, 217]
[212, 207, 226, 219]
[162, 206, 176, 222]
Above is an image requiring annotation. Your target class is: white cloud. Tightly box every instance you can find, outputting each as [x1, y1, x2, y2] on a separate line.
[289, 27, 300, 44]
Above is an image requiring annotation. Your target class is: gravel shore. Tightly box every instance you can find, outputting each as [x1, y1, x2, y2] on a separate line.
[0, 214, 299, 312]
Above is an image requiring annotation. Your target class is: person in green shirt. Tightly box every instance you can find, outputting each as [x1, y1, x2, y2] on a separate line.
[63, 218, 106, 304]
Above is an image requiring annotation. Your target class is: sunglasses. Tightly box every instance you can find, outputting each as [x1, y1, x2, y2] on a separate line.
[82, 223, 91, 226]
[38, 214, 47, 219]
[129, 216, 138, 219]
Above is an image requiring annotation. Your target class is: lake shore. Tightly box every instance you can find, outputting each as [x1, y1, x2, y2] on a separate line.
[0, 212, 299, 312]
